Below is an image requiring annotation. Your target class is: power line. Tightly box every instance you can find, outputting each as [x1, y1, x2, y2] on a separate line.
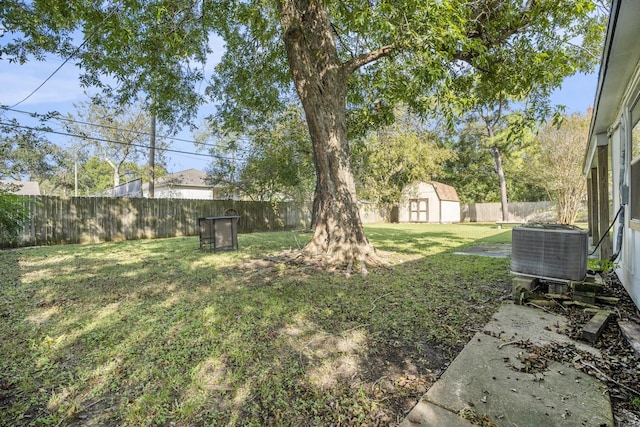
[1, 105, 255, 154]
[0, 120, 245, 162]
[9, 6, 121, 108]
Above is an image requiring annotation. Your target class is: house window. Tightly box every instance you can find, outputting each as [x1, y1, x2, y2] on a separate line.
[630, 100, 640, 229]
[409, 199, 429, 222]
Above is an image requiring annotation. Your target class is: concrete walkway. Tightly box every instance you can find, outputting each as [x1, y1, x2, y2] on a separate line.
[400, 303, 614, 426]
[453, 244, 512, 259]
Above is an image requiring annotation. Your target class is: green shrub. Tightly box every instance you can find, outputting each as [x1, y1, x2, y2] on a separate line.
[587, 258, 619, 273]
[0, 190, 30, 245]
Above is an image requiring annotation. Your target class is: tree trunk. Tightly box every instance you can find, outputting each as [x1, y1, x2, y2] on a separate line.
[279, 1, 377, 265]
[303, 97, 374, 263]
[490, 145, 509, 222]
[482, 109, 510, 223]
[105, 158, 120, 188]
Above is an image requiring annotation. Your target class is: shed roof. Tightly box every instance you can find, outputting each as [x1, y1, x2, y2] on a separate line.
[0, 180, 41, 195]
[432, 181, 459, 202]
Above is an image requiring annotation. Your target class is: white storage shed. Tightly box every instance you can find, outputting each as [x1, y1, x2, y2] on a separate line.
[399, 181, 460, 223]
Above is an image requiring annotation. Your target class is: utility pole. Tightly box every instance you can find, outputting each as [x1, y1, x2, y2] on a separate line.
[74, 148, 78, 197]
[149, 114, 156, 199]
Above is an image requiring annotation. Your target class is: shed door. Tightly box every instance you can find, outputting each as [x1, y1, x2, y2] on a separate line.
[409, 199, 429, 222]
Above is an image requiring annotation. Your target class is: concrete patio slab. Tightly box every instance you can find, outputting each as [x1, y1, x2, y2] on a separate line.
[398, 399, 473, 427]
[401, 303, 614, 426]
[483, 303, 602, 358]
[453, 244, 512, 259]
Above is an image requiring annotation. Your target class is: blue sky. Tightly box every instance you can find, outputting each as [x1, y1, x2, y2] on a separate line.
[1, 55, 599, 174]
[549, 72, 598, 115]
[0, 54, 218, 173]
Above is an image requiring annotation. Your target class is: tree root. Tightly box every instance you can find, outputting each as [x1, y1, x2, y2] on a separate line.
[238, 246, 389, 277]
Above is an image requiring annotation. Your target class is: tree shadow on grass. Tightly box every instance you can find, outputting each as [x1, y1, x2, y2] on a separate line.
[0, 226, 512, 426]
[366, 223, 512, 257]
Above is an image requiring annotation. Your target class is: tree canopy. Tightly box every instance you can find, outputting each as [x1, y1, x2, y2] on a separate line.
[442, 112, 546, 204]
[65, 97, 169, 187]
[208, 0, 605, 127]
[0, 120, 63, 182]
[352, 108, 455, 203]
[2, 0, 213, 128]
[1, 0, 607, 265]
[534, 111, 591, 224]
[202, 107, 315, 203]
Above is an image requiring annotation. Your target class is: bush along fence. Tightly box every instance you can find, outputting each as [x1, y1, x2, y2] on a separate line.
[1, 196, 397, 249]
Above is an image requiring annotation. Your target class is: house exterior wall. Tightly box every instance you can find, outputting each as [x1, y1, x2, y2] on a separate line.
[583, 0, 640, 310]
[154, 187, 213, 200]
[620, 229, 640, 306]
[0, 180, 41, 195]
[598, 70, 640, 309]
[614, 103, 640, 308]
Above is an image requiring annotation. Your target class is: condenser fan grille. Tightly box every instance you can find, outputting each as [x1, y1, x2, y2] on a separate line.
[511, 224, 588, 281]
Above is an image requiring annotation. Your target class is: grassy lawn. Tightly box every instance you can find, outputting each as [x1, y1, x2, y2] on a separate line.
[0, 223, 513, 426]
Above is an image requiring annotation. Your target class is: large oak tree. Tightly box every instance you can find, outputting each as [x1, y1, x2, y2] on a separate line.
[209, 0, 604, 265]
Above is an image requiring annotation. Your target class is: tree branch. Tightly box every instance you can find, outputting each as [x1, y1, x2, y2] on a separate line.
[330, 22, 355, 59]
[343, 44, 395, 75]
[453, 0, 537, 71]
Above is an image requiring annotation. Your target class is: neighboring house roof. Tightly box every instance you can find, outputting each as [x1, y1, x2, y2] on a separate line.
[156, 169, 209, 188]
[141, 169, 211, 193]
[431, 181, 459, 202]
[0, 180, 41, 195]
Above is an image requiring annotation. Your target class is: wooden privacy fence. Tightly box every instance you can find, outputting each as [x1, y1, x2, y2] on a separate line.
[460, 201, 555, 222]
[2, 196, 312, 248]
[4, 196, 572, 248]
[2, 196, 395, 248]
[460, 201, 574, 223]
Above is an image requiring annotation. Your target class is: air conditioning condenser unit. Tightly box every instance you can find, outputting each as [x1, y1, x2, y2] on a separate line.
[511, 224, 588, 282]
